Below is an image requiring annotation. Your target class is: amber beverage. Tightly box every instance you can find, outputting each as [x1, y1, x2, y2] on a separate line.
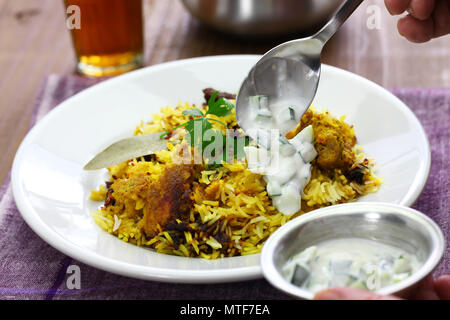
[64, 0, 144, 77]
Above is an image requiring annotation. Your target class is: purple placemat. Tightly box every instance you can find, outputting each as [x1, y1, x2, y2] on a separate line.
[0, 75, 448, 300]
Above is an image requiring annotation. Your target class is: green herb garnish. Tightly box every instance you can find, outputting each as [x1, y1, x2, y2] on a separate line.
[205, 91, 234, 117]
[160, 91, 246, 165]
[160, 92, 231, 139]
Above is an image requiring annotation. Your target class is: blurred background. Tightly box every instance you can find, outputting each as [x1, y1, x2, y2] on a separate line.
[0, 0, 449, 184]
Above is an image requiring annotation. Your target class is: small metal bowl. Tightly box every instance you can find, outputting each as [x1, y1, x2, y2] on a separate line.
[181, 0, 345, 37]
[261, 202, 445, 299]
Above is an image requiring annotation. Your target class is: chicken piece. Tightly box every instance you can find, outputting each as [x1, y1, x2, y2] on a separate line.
[290, 110, 357, 171]
[142, 164, 194, 237]
[315, 134, 341, 169]
[314, 133, 354, 170]
[106, 174, 152, 218]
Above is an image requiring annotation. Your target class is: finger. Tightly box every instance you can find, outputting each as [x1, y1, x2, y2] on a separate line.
[385, 0, 411, 15]
[409, 0, 435, 20]
[313, 287, 401, 300]
[410, 275, 440, 300]
[397, 14, 434, 42]
[434, 275, 450, 300]
[432, 0, 450, 38]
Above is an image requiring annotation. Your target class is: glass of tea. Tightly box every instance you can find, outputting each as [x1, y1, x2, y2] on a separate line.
[64, 0, 144, 77]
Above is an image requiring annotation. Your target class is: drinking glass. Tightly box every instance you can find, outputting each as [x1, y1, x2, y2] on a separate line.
[64, 0, 144, 77]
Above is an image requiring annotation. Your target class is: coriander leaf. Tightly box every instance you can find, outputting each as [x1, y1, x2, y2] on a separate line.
[202, 129, 225, 165]
[185, 117, 213, 149]
[182, 108, 204, 117]
[207, 91, 218, 109]
[206, 91, 234, 117]
[206, 98, 234, 117]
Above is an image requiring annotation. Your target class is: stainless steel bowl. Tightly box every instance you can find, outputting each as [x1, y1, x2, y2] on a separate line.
[261, 203, 445, 299]
[181, 0, 345, 37]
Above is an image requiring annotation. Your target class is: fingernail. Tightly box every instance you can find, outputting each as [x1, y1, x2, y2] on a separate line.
[397, 18, 406, 37]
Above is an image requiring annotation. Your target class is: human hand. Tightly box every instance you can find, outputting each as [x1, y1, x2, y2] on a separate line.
[313, 274, 450, 300]
[384, 0, 450, 42]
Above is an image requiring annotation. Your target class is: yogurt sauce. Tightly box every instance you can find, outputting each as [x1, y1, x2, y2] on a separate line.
[243, 95, 318, 215]
[282, 238, 421, 293]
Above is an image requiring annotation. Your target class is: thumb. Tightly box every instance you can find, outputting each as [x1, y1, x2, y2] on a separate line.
[313, 287, 401, 300]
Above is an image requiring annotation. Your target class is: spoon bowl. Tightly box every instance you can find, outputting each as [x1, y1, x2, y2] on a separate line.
[236, 0, 364, 140]
[236, 38, 322, 138]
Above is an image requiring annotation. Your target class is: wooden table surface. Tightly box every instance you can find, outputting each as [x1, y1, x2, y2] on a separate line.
[0, 0, 449, 185]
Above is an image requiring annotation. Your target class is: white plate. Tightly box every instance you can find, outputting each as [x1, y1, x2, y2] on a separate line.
[11, 55, 431, 283]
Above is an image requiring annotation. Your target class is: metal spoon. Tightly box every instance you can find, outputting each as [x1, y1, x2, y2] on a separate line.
[235, 0, 364, 139]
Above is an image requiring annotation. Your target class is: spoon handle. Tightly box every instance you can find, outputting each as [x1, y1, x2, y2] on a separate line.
[313, 0, 364, 45]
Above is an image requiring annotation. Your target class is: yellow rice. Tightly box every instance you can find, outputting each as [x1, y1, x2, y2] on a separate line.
[90, 101, 382, 259]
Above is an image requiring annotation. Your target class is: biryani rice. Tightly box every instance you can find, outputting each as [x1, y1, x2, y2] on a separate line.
[90, 100, 382, 259]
